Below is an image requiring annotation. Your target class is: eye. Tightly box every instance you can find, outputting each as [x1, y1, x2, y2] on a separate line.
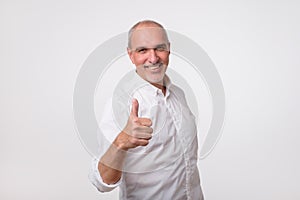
[136, 48, 147, 54]
[155, 45, 167, 52]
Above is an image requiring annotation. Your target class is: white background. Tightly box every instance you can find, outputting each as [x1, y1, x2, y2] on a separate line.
[1, 0, 300, 199]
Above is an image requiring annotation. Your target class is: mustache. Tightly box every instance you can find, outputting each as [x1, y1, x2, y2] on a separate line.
[143, 63, 163, 69]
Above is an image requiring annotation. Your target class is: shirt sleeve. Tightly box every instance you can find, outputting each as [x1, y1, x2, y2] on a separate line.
[88, 157, 122, 192]
[88, 98, 124, 192]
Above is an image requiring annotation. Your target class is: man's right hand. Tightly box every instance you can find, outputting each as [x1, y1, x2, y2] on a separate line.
[114, 98, 153, 151]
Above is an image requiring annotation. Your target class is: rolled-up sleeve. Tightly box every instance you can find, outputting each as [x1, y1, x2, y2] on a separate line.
[89, 157, 122, 192]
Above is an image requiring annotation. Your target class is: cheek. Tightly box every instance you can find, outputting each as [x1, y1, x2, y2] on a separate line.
[161, 55, 169, 64]
[157, 52, 169, 63]
[132, 54, 147, 66]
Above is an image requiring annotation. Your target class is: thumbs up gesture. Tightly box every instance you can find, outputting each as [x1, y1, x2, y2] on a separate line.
[114, 98, 153, 151]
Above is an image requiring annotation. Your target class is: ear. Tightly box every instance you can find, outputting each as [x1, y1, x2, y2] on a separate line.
[167, 42, 171, 55]
[127, 47, 135, 64]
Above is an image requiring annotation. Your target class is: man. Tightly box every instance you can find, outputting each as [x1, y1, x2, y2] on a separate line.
[89, 20, 204, 200]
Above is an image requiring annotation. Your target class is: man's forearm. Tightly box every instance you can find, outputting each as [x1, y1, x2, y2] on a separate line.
[98, 141, 127, 184]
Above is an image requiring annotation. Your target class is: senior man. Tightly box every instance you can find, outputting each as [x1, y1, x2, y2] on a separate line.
[89, 20, 204, 200]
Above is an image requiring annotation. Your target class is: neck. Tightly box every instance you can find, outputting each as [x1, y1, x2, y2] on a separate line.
[151, 82, 166, 96]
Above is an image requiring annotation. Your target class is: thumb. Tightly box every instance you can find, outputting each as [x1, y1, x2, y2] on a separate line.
[131, 98, 139, 117]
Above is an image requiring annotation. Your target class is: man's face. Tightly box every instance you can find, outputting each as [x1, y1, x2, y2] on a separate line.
[127, 26, 170, 85]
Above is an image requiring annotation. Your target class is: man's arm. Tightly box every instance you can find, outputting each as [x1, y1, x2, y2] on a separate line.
[98, 99, 153, 184]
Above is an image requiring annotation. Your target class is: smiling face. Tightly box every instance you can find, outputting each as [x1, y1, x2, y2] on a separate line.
[127, 25, 170, 86]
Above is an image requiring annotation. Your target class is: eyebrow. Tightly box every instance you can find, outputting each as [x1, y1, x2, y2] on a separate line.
[134, 43, 167, 51]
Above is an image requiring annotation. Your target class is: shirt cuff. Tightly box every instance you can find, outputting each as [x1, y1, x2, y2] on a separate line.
[89, 157, 122, 192]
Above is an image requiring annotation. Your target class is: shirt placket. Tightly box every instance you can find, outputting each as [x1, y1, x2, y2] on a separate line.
[164, 91, 193, 200]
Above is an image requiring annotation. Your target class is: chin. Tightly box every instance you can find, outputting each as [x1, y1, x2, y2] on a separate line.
[146, 75, 165, 84]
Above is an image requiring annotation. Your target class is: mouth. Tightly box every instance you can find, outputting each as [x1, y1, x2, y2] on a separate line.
[144, 63, 163, 72]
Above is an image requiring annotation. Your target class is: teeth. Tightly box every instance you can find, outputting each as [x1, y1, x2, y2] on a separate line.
[144, 63, 162, 69]
[150, 64, 161, 69]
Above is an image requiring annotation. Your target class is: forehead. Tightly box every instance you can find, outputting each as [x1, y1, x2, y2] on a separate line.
[130, 26, 168, 48]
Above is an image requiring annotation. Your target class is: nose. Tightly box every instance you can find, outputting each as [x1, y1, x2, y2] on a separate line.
[148, 49, 159, 64]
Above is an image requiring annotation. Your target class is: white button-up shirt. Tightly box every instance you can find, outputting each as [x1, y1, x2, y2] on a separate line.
[89, 72, 204, 200]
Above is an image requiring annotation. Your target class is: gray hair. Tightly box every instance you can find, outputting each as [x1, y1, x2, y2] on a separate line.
[127, 20, 169, 49]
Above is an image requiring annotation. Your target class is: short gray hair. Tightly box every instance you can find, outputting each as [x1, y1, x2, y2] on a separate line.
[127, 20, 169, 49]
